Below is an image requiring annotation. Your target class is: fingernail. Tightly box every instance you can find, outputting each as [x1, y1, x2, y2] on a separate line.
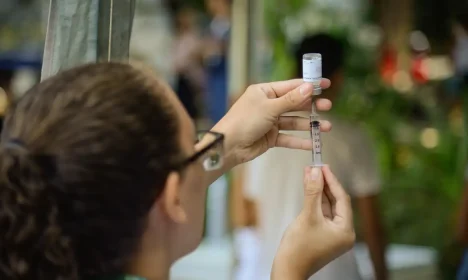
[300, 83, 313, 97]
[310, 168, 320, 181]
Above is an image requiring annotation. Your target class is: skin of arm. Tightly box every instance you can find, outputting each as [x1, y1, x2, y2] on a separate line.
[271, 264, 309, 280]
[357, 194, 387, 280]
[195, 133, 237, 188]
[199, 138, 258, 230]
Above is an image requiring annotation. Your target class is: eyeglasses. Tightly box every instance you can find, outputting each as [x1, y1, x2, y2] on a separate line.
[177, 131, 225, 171]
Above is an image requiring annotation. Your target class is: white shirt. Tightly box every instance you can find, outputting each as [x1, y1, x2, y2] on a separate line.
[243, 114, 381, 280]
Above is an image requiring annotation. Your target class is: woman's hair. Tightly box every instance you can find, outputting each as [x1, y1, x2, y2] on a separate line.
[0, 63, 183, 279]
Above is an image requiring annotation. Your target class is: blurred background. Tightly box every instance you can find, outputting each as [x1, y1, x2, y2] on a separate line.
[1, 0, 468, 279]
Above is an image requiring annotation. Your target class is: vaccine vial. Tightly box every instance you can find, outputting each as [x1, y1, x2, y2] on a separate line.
[302, 53, 322, 95]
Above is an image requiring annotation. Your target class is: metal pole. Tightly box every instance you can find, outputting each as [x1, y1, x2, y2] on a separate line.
[228, 0, 249, 98]
[41, 0, 135, 81]
[97, 0, 136, 62]
[248, 0, 265, 83]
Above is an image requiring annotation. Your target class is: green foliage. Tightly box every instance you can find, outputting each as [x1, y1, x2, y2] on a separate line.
[264, 0, 308, 80]
[181, 0, 206, 11]
[335, 36, 465, 250]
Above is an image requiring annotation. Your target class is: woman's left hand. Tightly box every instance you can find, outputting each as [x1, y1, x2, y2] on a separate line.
[212, 79, 332, 166]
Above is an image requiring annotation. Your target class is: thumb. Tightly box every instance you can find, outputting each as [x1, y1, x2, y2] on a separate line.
[271, 83, 314, 115]
[303, 166, 324, 215]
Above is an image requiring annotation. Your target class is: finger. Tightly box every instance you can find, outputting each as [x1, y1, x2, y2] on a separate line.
[278, 117, 332, 133]
[275, 133, 312, 150]
[323, 184, 336, 216]
[322, 165, 353, 229]
[278, 116, 309, 131]
[264, 79, 303, 96]
[270, 83, 314, 115]
[303, 166, 324, 216]
[267, 78, 331, 97]
[270, 80, 332, 116]
[297, 98, 333, 112]
[322, 165, 341, 188]
[321, 191, 333, 219]
[318, 120, 332, 132]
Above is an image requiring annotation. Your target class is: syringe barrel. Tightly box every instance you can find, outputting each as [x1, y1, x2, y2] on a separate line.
[310, 120, 323, 167]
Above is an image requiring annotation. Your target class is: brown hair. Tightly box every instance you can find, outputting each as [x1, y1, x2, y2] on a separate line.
[0, 62, 183, 279]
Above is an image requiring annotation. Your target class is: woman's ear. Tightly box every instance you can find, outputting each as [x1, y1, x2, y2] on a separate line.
[158, 171, 187, 224]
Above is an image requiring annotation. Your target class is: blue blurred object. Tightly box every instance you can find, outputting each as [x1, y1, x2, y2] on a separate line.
[457, 250, 468, 280]
[444, 74, 468, 101]
[205, 55, 228, 124]
[0, 0, 43, 71]
[204, 17, 230, 124]
[0, 50, 42, 71]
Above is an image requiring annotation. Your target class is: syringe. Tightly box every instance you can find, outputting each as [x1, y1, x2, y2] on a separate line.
[310, 102, 324, 167]
[302, 52, 324, 167]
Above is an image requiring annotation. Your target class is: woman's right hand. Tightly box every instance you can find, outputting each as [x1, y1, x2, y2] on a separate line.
[271, 166, 356, 280]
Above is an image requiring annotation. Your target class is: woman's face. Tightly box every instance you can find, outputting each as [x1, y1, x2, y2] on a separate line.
[145, 78, 208, 259]
[173, 97, 208, 256]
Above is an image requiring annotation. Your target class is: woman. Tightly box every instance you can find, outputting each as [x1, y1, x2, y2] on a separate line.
[0, 62, 354, 280]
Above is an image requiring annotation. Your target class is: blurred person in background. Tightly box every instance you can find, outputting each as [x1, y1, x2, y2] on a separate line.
[456, 165, 468, 280]
[238, 34, 387, 280]
[173, 6, 205, 120]
[446, 10, 468, 107]
[203, 0, 230, 124]
[202, 0, 231, 242]
[451, 15, 468, 280]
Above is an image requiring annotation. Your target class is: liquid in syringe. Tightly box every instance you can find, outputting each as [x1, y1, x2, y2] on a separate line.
[310, 110, 324, 167]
